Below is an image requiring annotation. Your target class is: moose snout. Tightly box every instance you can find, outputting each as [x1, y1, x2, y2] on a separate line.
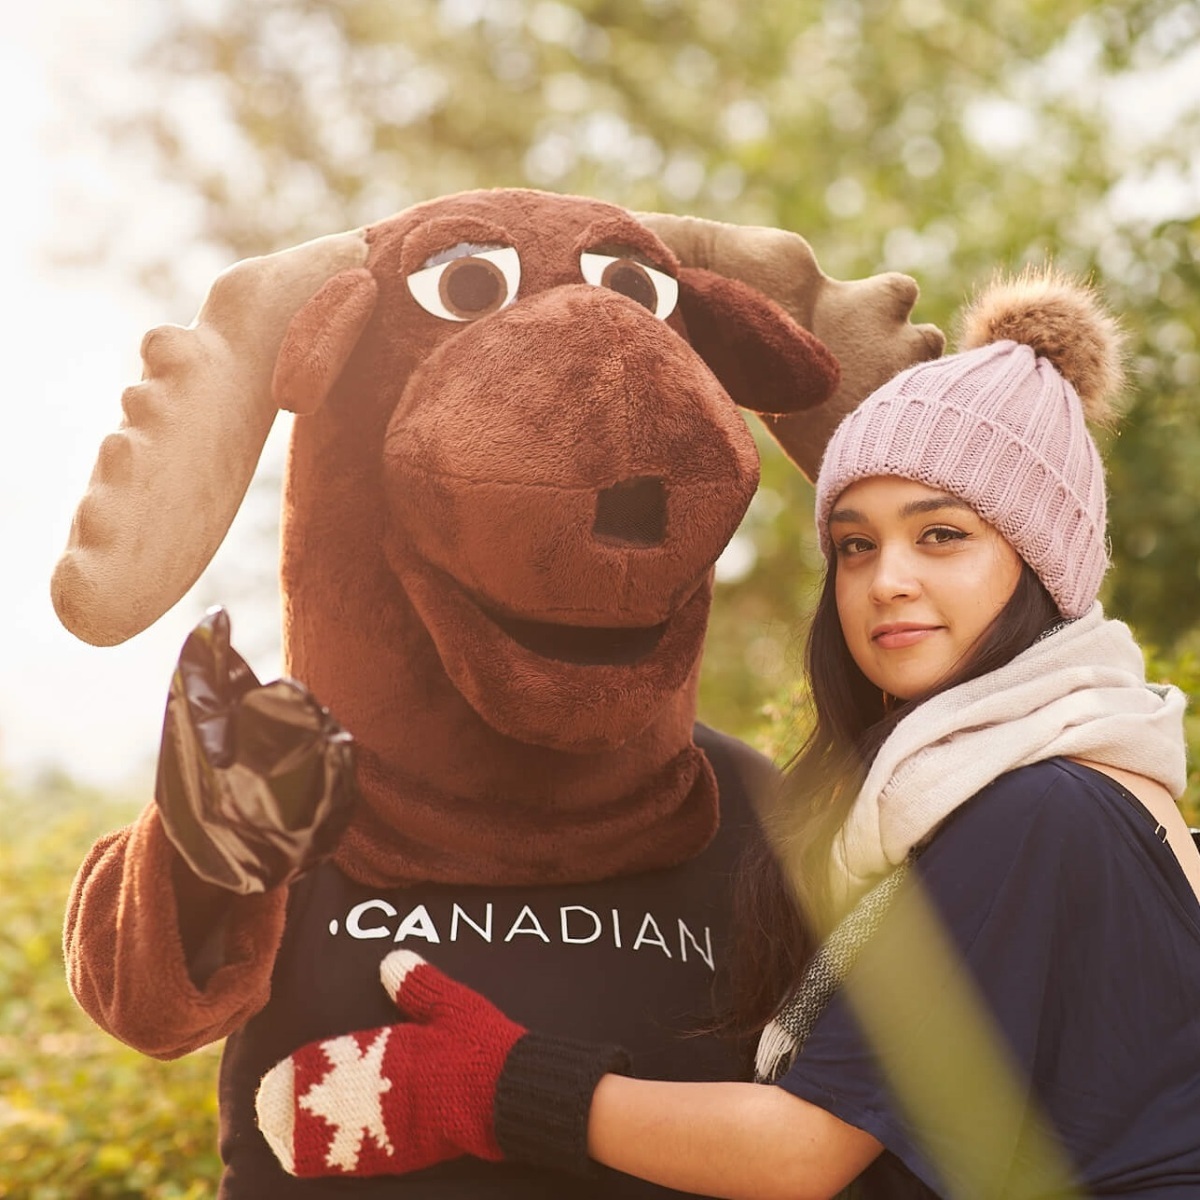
[593, 477, 667, 547]
[383, 285, 760, 615]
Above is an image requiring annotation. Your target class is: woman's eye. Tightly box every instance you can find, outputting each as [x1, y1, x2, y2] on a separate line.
[922, 526, 967, 545]
[836, 536, 874, 557]
[580, 252, 679, 320]
[407, 246, 521, 322]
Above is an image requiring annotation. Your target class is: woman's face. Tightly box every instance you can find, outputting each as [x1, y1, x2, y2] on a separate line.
[830, 476, 1025, 702]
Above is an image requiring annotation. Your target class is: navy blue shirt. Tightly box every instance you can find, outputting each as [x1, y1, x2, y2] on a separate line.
[779, 758, 1200, 1198]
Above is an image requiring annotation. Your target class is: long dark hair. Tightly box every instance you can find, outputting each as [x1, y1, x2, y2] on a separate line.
[726, 559, 1060, 1036]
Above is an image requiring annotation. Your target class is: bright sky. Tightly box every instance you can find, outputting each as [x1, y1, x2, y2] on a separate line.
[1, 1, 286, 790]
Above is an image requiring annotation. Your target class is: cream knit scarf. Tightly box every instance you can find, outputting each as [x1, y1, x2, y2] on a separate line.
[755, 602, 1188, 1084]
[831, 602, 1187, 906]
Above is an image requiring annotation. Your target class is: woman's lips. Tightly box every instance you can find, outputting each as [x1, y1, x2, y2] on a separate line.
[871, 624, 942, 649]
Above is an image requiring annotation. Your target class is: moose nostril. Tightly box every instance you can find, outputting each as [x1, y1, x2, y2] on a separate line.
[593, 477, 668, 547]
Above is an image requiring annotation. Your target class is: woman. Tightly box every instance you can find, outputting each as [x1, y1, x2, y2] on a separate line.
[256, 270, 1198, 1197]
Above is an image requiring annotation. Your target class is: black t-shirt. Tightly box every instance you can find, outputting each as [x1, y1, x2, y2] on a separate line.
[217, 723, 772, 1198]
[779, 758, 1200, 1198]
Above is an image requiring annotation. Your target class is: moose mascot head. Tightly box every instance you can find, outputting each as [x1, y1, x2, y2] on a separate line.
[56, 189, 941, 1195]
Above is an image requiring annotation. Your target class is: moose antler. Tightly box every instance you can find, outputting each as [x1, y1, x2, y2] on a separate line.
[51, 229, 369, 647]
[638, 213, 944, 480]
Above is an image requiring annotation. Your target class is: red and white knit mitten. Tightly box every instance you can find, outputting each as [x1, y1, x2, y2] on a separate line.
[256, 950, 628, 1178]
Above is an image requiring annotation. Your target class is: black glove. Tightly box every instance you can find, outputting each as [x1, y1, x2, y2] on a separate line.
[155, 607, 357, 894]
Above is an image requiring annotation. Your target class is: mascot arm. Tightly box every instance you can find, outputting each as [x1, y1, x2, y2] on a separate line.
[61, 606, 360, 1060]
[63, 607, 358, 1060]
[63, 804, 287, 1059]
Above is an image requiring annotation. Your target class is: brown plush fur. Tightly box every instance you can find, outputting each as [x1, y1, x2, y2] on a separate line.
[957, 265, 1126, 423]
[278, 191, 837, 886]
[64, 806, 287, 1058]
[272, 268, 378, 415]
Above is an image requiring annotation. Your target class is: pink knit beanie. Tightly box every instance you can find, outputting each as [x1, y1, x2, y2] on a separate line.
[815, 269, 1126, 617]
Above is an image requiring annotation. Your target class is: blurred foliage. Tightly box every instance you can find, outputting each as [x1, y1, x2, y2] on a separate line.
[70, 0, 1200, 747]
[0, 772, 220, 1198]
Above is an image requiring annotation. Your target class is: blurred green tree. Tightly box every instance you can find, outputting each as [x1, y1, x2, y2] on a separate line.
[72, 0, 1200, 743]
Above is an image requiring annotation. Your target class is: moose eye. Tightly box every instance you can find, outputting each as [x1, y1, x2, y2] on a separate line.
[580, 252, 678, 320]
[407, 246, 521, 322]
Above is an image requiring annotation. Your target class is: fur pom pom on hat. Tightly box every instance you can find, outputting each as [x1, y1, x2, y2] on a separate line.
[815, 267, 1126, 617]
[956, 267, 1125, 424]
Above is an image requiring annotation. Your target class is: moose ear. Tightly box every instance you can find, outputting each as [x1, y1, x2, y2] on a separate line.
[272, 267, 379, 414]
[676, 266, 839, 416]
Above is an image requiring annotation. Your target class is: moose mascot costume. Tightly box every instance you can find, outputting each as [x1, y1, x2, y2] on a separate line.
[55, 189, 941, 1198]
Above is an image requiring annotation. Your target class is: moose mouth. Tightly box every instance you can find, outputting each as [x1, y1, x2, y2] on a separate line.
[393, 549, 714, 749]
[481, 606, 669, 666]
